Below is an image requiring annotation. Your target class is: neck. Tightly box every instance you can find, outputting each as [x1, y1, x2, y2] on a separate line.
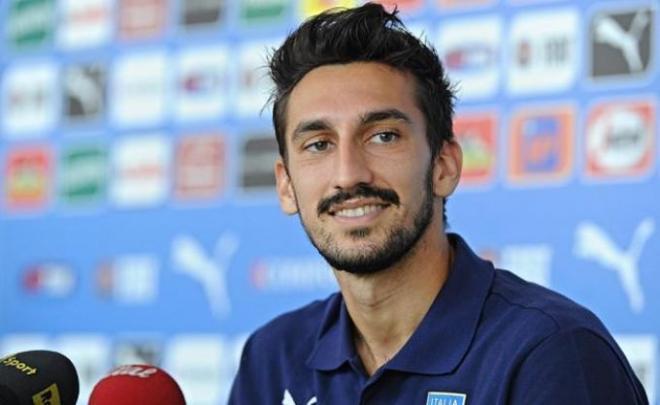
[334, 226, 454, 376]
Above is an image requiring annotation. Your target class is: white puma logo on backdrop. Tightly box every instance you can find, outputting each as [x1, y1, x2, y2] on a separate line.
[574, 218, 654, 312]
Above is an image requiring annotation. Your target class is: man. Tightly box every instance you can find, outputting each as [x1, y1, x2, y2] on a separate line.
[229, 3, 648, 404]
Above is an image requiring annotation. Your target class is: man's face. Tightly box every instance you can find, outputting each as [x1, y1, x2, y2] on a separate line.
[274, 62, 443, 274]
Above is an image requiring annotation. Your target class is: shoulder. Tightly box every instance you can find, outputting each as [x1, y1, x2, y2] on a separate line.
[487, 268, 609, 338]
[485, 270, 648, 403]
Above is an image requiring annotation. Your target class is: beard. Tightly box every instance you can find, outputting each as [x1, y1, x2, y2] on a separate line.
[296, 168, 435, 275]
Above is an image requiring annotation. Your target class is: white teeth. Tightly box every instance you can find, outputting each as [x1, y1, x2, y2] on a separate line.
[335, 205, 380, 218]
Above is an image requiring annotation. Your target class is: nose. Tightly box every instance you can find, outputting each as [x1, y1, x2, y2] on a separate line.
[332, 141, 374, 190]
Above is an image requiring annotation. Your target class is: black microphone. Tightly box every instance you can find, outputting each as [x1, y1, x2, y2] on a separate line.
[0, 350, 79, 405]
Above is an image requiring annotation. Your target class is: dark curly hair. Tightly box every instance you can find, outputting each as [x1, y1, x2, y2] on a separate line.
[268, 2, 455, 162]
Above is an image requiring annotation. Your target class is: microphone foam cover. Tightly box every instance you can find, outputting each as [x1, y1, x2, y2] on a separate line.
[89, 364, 186, 405]
[0, 350, 79, 405]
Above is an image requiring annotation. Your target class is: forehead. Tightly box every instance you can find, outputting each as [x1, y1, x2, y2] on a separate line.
[284, 62, 422, 136]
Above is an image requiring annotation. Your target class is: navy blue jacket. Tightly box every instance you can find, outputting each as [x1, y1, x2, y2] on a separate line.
[229, 234, 648, 404]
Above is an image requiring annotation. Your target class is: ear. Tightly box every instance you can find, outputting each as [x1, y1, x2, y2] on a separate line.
[432, 140, 462, 198]
[274, 158, 298, 215]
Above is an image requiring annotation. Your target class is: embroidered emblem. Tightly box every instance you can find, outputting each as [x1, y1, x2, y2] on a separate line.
[426, 391, 467, 405]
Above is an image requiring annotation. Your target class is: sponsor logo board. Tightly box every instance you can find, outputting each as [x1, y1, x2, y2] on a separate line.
[175, 46, 230, 121]
[63, 63, 106, 124]
[175, 134, 225, 200]
[118, 0, 168, 40]
[57, 0, 112, 49]
[111, 52, 169, 127]
[59, 144, 107, 205]
[454, 111, 497, 187]
[589, 5, 655, 83]
[239, 134, 278, 191]
[508, 8, 579, 94]
[584, 98, 655, 180]
[436, 16, 501, 100]
[96, 255, 159, 304]
[111, 135, 170, 207]
[508, 104, 574, 185]
[22, 262, 76, 298]
[4, 146, 52, 211]
[6, 0, 55, 50]
[1, 63, 58, 137]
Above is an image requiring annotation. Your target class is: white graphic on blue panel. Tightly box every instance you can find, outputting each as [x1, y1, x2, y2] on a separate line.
[282, 389, 317, 405]
[171, 233, 238, 318]
[426, 391, 467, 405]
[574, 218, 654, 313]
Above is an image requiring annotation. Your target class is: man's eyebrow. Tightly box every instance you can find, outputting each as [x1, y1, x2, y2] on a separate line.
[291, 119, 331, 143]
[360, 109, 412, 126]
[290, 109, 411, 142]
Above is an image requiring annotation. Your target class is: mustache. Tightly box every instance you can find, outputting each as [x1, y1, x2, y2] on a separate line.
[317, 184, 400, 216]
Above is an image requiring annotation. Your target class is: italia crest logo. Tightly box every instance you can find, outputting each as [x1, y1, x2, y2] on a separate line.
[426, 391, 467, 405]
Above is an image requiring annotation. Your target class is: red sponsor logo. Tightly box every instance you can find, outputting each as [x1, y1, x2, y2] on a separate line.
[585, 99, 655, 180]
[118, 0, 167, 40]
[175, 134, 224, 200]
[454, 112, 497, 187]
[4, 147, 52, 210]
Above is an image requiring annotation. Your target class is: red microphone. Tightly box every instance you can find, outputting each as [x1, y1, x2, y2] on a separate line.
[88, 364, 186, 405]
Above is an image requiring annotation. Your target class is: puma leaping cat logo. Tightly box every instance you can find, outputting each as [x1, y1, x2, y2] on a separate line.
[574, 218, 654, 312]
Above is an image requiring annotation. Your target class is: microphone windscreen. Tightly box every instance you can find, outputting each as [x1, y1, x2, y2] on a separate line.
[89, 364, 186, 405]
[0, 350, 79, 405]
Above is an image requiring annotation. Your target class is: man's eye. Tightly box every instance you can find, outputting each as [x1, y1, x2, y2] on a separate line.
[305, 140, 330, 152]
[371, 131, 399, 144]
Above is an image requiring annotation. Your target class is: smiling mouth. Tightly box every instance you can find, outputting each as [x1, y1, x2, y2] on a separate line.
[328, 202, 390, 218]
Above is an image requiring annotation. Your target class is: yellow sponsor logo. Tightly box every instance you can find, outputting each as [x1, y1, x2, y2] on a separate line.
[300, 0, 357, 19]
[1, 355, 38, 376]
[32, 383, 61, 405]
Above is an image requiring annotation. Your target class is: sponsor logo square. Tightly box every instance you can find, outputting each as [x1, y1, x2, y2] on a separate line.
[236, 40, 279, 117]
[588, 5, 655, 83]
[96, 255, 159, 303]
[111, 52, 169, 127]
[454, 111, 497, 187]
[4, 146, 52, 210]
[239, 134, 278, 191]
[63, 63, 106, 124]
[57, 0, 112, 50]
[508, 8, 579, 95]
[59, 144, 107, 205]
[22, 262, 76, 298]
[111, 135, 170, 207]
[175, 46, 230, 121]
[175, 134, 225, 200]
[436, 16, 501, 100]
[508, 104, 574, 184]
[118, 0, 168, 40]
[239, 0, 289, 24]
[584, 98, 655, 180]
[299, 0, 356, 20]
[6, 0, 55, 50]
[1, 63, 58, 138]
[179, 0, 226, 30]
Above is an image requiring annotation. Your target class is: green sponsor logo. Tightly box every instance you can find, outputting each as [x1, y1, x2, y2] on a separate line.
[240, 0, 288, 24]
[59, 145, 107, 204]
[6, 0, 55, 49]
